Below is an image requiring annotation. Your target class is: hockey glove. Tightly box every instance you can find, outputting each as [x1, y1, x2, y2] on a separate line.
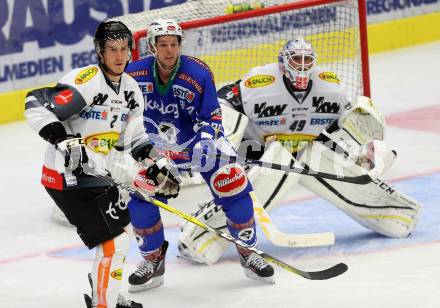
[131, 142, 181, 198]
[56, 134, 88, 176]
[134, 157, 181, 199]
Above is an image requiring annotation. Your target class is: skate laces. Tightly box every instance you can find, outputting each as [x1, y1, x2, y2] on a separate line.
[117, 294, 133, 307]
[245, 253, 269, 270]
[133, 259, 156, 277]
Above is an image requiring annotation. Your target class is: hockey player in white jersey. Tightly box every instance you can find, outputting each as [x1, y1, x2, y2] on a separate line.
[178, 37, 422, 265]
[24, 21, 180, 308]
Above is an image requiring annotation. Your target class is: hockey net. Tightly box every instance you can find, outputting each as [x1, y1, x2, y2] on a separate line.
[113, 0, 370, 102]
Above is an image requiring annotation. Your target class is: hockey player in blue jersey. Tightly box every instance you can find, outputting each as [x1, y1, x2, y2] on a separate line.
[124, 19, 275, 291]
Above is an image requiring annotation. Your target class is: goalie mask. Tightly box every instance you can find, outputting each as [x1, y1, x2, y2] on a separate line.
[94, 20, 134, 76]
[147, 19, 183, 57]
[278, 37, 317, 90]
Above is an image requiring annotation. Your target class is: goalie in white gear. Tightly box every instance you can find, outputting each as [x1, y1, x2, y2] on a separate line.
[178, 37, 422, 265]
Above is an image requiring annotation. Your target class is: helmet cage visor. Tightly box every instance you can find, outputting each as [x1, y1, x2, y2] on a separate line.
[282, 50, 316, 90]
[94, 26, 133, 55]
[283, 52, 316, 74]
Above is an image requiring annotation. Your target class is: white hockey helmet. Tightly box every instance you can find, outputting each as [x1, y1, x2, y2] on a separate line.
[147, 19, 183, 51]
[278, 37, 317, 90]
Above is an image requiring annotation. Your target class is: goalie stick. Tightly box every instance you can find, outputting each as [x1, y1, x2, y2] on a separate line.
[149, 143, 372, 185]
[185, 198, 335, 251]
[85, 168, 348, 280]
[252, 200, 335, 247]
[205, 153, 372, 184]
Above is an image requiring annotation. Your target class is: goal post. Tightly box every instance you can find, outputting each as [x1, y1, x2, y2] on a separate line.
[114, 0, 370, 103]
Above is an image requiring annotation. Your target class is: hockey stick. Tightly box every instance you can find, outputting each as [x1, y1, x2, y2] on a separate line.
[190, 197, 335, 249]
[252, 200, 335, 247]
[247, 143, 335, 248]
[85, 168, 348, 280]
[152, 143, 372, 185]
[182, 142, 335, 248]
[207, 153, 372, 184]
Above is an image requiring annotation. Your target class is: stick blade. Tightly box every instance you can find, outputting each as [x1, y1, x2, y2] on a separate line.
[271, 232, 335, 248]
[305, 262, 348, 280]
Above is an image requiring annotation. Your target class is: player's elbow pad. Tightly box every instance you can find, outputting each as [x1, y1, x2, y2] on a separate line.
[38, 121, 67, 145]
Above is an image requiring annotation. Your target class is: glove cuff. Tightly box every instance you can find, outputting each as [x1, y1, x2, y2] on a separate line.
[131, 142, 155, 162]
[155, 157, 169, 169]
[39, 121, 67, 145]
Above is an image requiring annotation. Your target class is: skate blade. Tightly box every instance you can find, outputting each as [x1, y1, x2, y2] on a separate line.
[128, 276, 164, 293]
[244, 268, 275, 285]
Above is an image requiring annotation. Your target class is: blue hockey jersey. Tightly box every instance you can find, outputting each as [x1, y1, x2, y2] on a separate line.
[125, 55, 223, 158]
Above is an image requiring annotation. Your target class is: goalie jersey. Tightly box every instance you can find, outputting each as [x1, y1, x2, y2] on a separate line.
[218, 63, 350, 152]
[24, 65, 148, 190]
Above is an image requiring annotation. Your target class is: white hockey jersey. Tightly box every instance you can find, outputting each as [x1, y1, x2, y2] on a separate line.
[25, 65, 148, 190]
[220, 63, 349, 152]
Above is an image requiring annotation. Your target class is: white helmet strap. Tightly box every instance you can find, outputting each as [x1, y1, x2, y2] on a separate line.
[149, 42, 158, 57]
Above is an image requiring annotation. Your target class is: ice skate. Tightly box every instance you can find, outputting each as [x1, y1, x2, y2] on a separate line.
[128, 240, 168, 293]
[84, 273, 143, 308]
[239, 251, 275, 284]
[115, 294, 143, 308]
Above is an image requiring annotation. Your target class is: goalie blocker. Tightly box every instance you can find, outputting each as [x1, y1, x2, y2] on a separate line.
[178, 100, 422, 265]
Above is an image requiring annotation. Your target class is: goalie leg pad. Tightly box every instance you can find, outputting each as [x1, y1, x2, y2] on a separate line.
[178, 200, 231, 265]
[179, 193, 259, 266]
[298, 142, 422, 238]
[301, 175, 421, 237]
